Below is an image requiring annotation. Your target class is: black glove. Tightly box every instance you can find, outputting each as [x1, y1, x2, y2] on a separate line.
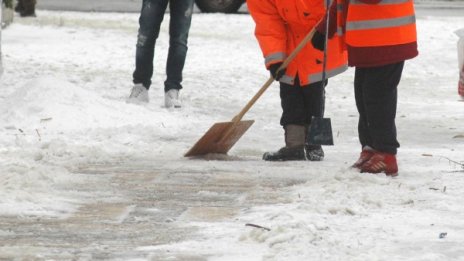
[269, 62, 286, 81]
[311, 31, 326, 52]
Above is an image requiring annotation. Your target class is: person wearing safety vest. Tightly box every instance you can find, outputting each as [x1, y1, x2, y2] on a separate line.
[313, 0, 418, 175]
[248, 0, 348, 161]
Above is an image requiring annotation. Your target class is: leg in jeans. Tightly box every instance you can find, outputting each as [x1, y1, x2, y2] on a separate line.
[133, 0, 169, 89]
[164, 0, 195, 92]
[357, 62, 404, 154]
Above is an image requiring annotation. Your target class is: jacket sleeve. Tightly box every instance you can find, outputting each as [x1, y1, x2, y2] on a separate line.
[247, 0, 287, 68]
[316, 1, 338, 38]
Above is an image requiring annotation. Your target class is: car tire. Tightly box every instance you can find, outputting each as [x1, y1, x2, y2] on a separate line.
[195, 0, 244, 13]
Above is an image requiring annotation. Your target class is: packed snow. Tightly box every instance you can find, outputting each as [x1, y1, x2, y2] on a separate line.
[1, 9, 464, 260]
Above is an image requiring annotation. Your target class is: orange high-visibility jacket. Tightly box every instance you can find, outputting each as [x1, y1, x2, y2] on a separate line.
[344, 0, 417, 47]
[247, 0, 348, 86]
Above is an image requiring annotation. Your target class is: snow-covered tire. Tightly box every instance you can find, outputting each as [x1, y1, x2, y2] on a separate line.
[195, 0, 244, 13]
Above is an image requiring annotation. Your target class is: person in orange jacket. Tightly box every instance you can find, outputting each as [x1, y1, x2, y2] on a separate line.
[247, 0, 348, 161]
[313, 0, 418, 175]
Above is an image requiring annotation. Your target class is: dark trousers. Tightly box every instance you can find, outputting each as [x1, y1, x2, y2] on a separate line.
[133, 0, 194, 92]
[280, 78, 326, 127]
[354, 61, 404, 154]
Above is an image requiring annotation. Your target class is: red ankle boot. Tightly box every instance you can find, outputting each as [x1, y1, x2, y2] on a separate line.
[352, 149, 374, 169]
[360, 152, 398, 176]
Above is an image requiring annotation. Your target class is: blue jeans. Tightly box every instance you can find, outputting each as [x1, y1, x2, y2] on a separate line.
[133, 0, 194, 92]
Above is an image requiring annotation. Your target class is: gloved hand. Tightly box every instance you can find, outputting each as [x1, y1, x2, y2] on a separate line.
[311, 31, 326, 52]
[269, 62, 286, 81]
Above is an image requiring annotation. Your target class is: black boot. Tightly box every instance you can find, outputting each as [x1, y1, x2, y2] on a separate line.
[263, 125, 306, 161]
[305, 145, 324, 161]
[263, 145, 305, 161]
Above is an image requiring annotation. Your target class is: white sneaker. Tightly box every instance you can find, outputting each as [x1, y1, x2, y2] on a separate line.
[165, 89, 182, 108]
[127, 84, 149, 103]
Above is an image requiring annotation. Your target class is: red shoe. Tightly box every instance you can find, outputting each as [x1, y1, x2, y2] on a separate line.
[352, 149, 375, 169]
[360, 152, 398, 176]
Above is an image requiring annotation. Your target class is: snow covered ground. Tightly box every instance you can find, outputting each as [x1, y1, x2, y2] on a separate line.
[1, 9, 464, 260]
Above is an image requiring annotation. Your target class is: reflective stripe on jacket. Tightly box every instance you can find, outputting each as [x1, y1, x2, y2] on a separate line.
[247, 0, 348, 86]
[345, 0, 417, 47]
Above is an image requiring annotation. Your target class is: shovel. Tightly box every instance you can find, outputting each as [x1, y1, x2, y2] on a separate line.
[307, 2, 334, 146]
[184, 27, 318, 157]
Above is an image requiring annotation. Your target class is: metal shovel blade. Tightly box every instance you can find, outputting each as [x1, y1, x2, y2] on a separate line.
[184, 120, 254, 157]
[307, 117, 334, 146]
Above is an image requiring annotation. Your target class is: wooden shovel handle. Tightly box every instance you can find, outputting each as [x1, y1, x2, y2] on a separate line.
[231, 26, 318, 124]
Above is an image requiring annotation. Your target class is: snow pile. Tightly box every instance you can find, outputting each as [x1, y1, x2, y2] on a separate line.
[1, 76, 117, 130]
[238, 170, 464, 260]
[0, 153, 77, 217]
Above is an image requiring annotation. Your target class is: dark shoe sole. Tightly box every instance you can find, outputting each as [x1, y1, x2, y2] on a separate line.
[262, 146, 305, 161]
